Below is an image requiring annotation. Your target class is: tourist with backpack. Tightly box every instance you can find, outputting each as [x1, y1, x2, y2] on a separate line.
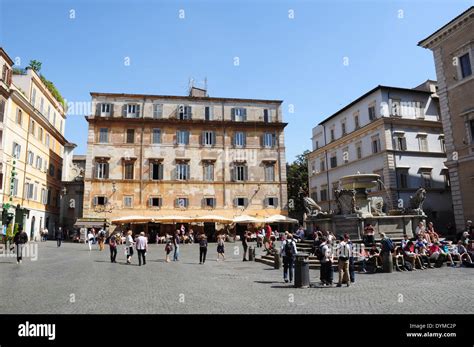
[199, 234, 208, 264]
[281, 233, 297, 283]
[337, 236, 351, 287]
[319, 237, 333, 286]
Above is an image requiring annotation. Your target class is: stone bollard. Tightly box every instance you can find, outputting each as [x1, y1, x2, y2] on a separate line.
[248, 246, 255, 261]
[273, 249, 281, 269]
[382, 252, 393, 273]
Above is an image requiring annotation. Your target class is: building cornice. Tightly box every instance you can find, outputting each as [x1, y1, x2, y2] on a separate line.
[85, 116, 288, 129]
[0, 47, 14, 66]
[418, 6, 474, 49]
[91, 92, 283, 105]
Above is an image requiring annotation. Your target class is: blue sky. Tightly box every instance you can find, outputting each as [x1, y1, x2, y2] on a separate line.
[1, 0, 472, 161]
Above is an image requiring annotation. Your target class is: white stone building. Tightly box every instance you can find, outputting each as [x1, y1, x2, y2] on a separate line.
[307, 81, 454, 230]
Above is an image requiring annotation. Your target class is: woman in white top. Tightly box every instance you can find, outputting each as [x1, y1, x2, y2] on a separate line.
[415, 221, 426, 237]
[125, 230, 135, 264]
[87, 230, 94, 251]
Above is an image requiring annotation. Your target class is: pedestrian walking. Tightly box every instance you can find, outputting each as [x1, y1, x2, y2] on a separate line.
[14, 226, 28, 264]
[319, 237, 333, 286]
[199, 234, 208, 264]
[165, 240, 173, 262]
[337, 236, 351, 287]
[56, 227, 63, 247]
[242, 231, 249, 261]
[345, 234, 356, 283]
[216, 233, 225, 261]
[109, 234, 117, 263]
[98, 228, 106, 251]
[136, 232, 148, 266]
[173, 230, 180, 261]
[125, 230, 134, 264]
[281, 233, 298, 283]
[42, 227, 48, 242]
[87, 230, 94, 251]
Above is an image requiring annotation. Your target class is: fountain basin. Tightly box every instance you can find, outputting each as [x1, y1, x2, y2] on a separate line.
[340, 173, 381, 190]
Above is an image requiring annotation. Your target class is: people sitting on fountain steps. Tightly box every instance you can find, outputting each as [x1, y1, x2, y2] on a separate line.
[319, 237, 334, 286]
[380, 233, 394, 255]
[414, 237, 433, 269]
[281, 234, 298, 283]
[393, 246, 406, 272]
[337, 236, 351, 287]
[450, 241, 473, 266]
[403, 240, 423, 271]
[368, 244, 382, 273]
[429, 242, 455, 268]
[415, 221, 426, 238]
[363, 223, 375, 246]
[295, 226, 305, 242]
[401, 234, 410, 249]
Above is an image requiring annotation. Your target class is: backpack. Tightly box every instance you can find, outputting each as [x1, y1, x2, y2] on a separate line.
[284, 240, 295, 257]
[315, 244, 325, 261]
[382, 238, 394, 252]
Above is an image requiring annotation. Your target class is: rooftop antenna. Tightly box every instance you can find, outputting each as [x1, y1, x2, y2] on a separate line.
[188, 77, 194, 95]
[204, 77, 208, 96]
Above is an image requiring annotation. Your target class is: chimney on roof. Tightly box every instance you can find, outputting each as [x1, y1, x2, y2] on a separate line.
[189, 86, 207, 97]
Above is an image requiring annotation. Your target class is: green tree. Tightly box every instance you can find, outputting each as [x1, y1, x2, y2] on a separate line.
[287, 150, 310, 223]
[28, 60, 42, 73]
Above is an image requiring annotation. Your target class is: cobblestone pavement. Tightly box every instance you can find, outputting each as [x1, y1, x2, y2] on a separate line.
[0, 241, 472, 314]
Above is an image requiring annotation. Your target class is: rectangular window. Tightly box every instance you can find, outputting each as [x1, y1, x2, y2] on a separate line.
[440, 137, 446, 152]
[153, 104, 163, 119]
[320, 159, 326, 172]
[263, 133, 276, 148]
[94, 196, 107, 206]
[178, 105, 192, 120]
[176, 197, 189, 208]
[368, 105, 376, 121]
[341, 122, 346, 135]
[126, 104, 140, 118]
[149, 197, 162, 208]
[354, 114, 360, 129]
[96, 162, 109, 179]
[459, 53, 472, 79]
[266, 197, 278, 207]
[205, 106, 213, 121]
[123, 196, 133, 208]
[49, 164, 55, 176]
[330, 128, 335, 141]
[203, 163, 214, 181]
[99, 128, 109, 143]
[395, 135, 407, 151]
[235, 197, 247, 207]
[150, 162, 164, 180]
[398, 169, 409, 188]
[31, 89, 36, 106]
[27, 151, 34, 165]
[234, 165, 248, 182]
[418, 135, 428, 152]
[234, 132, 246, 147]
[40, 98, 44, 114]
[232, 108, 247, 122]
[390, 99, 401, 116]
[176, 163, 190, 180]
[38, 127, 43, 142]
[372, 136, 381, 154]
[47, 105, 51, 121]
[16, 108, 22, 125]
[342, 147, 349, 163]
[469, 120, 474, 143]
[45, 134, 50, 148]
[176, 130, 189, 145]
[263, 109, 271, 123]
[60, 120, 63, 134]
[320, 186, 328, 201]
[124, 162, 134, 180]
[41, 188, 47, 205]
[53, 113, 56, 128]
[202, 131, 216, 146]
[356, 142, 362, 159]
[126, 129, 135, 144]
[330, 155, 337, 168]
[421, 171, 432, 188]
[100, 103, 111, 116]
[36, 156, 42, 169]
[12, 178, 19, 197]
[203, 197, 216, 208]
[152, 129, 161, 144]
[12, 142, 21, 159]
[30, 120, 36, 136]
[264, 164, 275, 181]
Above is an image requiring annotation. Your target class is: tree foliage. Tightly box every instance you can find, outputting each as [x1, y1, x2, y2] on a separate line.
[287, 150, 310, 223]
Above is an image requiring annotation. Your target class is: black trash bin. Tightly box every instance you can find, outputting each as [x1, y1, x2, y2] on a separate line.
[382, 252, 393, 273]
[248, 246, 255, 261]
[294, 253, 310, 288]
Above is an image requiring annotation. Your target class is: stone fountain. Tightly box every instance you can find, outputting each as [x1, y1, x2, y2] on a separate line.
[304, 173, 426, 240]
